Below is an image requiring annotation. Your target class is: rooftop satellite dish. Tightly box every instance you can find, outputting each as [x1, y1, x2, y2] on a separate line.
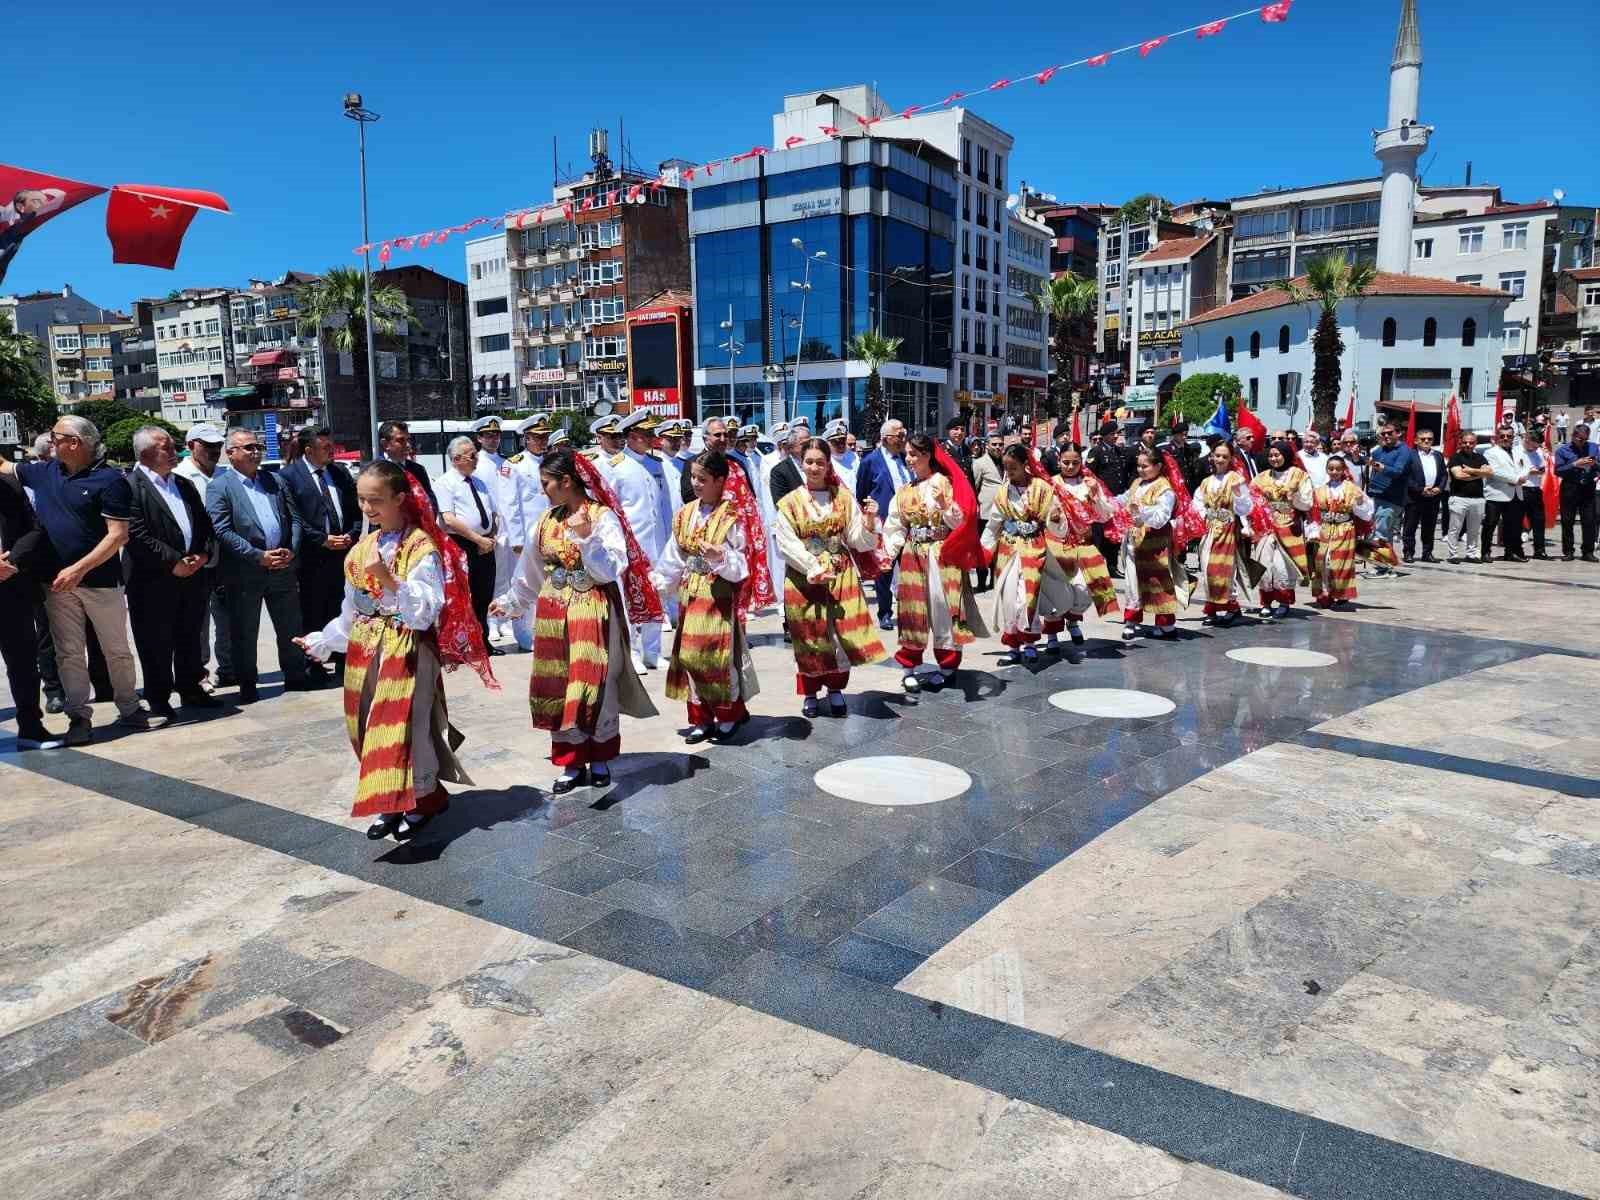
[1553, 188, 1566, 203]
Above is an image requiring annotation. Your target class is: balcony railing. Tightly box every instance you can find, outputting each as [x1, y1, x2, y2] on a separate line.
[513, 327, 584, 348]
[511, 245, 585, 269]
[517, 284, 584, 308]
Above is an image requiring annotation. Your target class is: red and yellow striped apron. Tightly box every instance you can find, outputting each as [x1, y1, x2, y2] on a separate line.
[993, 478, 1054, 628]
[1255, 468, 1312, 583]
[778, 488, 885, 678]
[1124, 477, 1178, 617]
[1049, 477, 1118, 617]
[894, 478, 976, 654]
[1313, 484, 1360, 602]
[1194, 472, 1247, 608]
[664, 501, 739, 706]
[528, 503, 612, 733]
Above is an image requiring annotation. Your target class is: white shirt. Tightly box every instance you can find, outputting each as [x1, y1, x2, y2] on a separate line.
[308, 463, 344, 527]
[237, 471, 284, 549]
[436, 467, 498, 536]
[173, 456, 218, 503]
[1299, 450, 1330, 489]
[1419, 452, 1439, 489]
[138, 464, 194, 548]
[473, 450, 527, 549]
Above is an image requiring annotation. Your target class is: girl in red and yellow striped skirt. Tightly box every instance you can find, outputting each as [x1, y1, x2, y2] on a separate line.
[983, 445, 1074, 664]
[1189, 443, 1256, 627]
[881, 434, 987, 693]
[1250, 440, 1313, 620]
[1309, 454, 1375, 608]
[296, 461, 496, 841]
[774, 439, 887, 718]
[1118, 447, 1202, 641]
[490, 447, 661, 794]
[650, 450, 774, 743]
[1050, 445, 1124, 639]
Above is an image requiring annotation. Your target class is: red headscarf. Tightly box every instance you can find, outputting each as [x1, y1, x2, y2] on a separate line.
[932, 442, 983, 570]
[718, 459, 775, 619]
[572, 453, 666, 626]
[400, 471, 497, 690]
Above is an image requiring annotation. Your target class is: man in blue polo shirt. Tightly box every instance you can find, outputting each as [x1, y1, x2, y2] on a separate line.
[1, 415, 151, 744]
[1365, 421, 1417, 578]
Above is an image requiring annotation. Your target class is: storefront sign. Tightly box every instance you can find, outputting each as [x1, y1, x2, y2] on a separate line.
[1138, 328, 1182, 347]
[790, 195, 841, 218]
[1007, 372, 1046, 390]
[635, 387, 681, 417]
[588, 360, 628, 373]
[525, 367, 567, 384]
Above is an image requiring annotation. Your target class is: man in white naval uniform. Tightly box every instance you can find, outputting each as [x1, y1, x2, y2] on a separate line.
[505, 412, 554, 651]
[659, 419, 694, 514]
[823, 418, 857, 494]
[617, 410, 674, 665]
[587, 413, 625, 487]
[471, 416, 531, 645]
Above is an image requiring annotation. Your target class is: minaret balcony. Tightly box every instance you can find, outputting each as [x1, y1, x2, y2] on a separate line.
[1374, 122, 1432, 157]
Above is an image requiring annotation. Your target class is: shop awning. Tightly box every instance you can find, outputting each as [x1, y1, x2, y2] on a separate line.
[212, 385, 260, 401]
[248, 350, 290, 367]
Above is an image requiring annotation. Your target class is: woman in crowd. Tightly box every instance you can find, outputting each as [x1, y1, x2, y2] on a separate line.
[295, 460, 494, 841]
[1251, 438, 1313, 620]
[489, 447, 660, 793]
[773, 438, 886, 717]
[1049, 444, 1124, 635]
[650, 449, 772, 743]
[880, 434, 986, 693]
[983, 445, 1075, 662]
[1189, 443, 1256, 627]
[1118, 447, 1200, 641]
[1309, 453, 1375, 609]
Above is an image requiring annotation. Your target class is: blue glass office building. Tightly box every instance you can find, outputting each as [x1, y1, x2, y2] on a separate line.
[688, 137, 956, 433]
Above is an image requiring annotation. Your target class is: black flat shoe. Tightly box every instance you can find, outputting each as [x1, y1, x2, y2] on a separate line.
[684, 725, 711, 744]
[366, 813, 403, 840]
[590, 766, 612, 790]
[393, 804, 447, 841]
[551, 768, 589, 795]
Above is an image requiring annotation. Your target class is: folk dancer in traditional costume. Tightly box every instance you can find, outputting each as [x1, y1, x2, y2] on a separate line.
[471, 416, 532, 647]
[1308, 454, 1375, 609]
[881, 434, 987, 693]
[1250, 439, 1313, 620]
[589, 414, 664, 672]
[490, 448, 661, 793]
[774, 438, 886, 717]
[650, 450, 775, 743]
[295, 461, 496, 841]
[504, 413, 555, 651]
[1048, 444, 1123, 636]
[1190, 444, 1258, 627]
[982, 445, 1074, 662]
[1118, 448, 1202, 641]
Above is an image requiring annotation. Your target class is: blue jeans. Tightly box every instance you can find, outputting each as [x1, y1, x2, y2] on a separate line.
[1373, 501, 1403, 564]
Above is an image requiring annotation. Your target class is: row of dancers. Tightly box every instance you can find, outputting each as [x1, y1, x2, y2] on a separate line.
[295, 424, 1388, 840]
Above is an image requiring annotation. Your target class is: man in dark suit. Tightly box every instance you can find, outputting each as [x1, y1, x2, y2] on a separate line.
[1086, 421, 1127, 574]
[1, 468, 61, 748]
[941, 417, 974, 485]
[206, 427, 314, 703]
[1160, 421, 1205, 494]
[768, 422, 808, 506]
[125, 426, 220, 717]
[1403, 427, 1448, 563]
[855, 418, 909, 630]
[281, 426, 359, 674]
[378, 420, 438, 513]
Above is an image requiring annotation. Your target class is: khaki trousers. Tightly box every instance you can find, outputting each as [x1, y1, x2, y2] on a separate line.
[44, 585, 140, 722]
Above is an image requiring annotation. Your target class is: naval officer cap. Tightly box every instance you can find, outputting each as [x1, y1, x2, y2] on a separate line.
[659, 418, 691, 436]
[516, 412, 554, 435]
[591, 413, 623, 436]
[472, 416, 502, 433]
[548, 428, 570, 447]
[770, 421, 790, 439]
[822, 419, 849, 441]
[617, 410, 659, 435]
[738, 424, 760, 439]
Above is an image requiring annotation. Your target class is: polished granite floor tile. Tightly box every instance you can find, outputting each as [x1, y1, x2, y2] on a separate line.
[814, 932, 929, 987]
[854, 877, 1006, 957]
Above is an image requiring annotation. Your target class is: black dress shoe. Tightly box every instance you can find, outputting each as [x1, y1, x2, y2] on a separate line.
[148, 702, 178, 720]
[589, 766, 612, 789]
[215, 673, 237, 688]
[1421, 554, 1440, 563]
[684, 726, 711, 744]
[392, 801, 448, 841]
[283, 676, 329, 692]
[1583, 554, 1600, 563]
[179, 691, 223, 709]
[305, 662, 331, 677]
[1532, 553, 1554, 560]
[366, 813, 403, 840]
[485, 644, 505, 657]
[551, 768, 589, 794]
[237, 685, 259, 704]
[45, 695, 65, 715]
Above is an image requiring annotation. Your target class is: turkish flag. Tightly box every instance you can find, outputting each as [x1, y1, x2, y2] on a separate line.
[1139, 37, 1166, 57]
[1493, 389, 1505, 428]
[1540, 425, 1560, 529]
[1086, 53, 1110, 67]
[1261, 0, 1293, 22]
[1197, 20, 1227, 37]
[1, 163, 107, 284]
[1070, 407, 1082, 445]
[1405, 399, 1417, 447]
[1236, 400, 1268, 445]
[1340, 391, 1357, 433]
[105, 184, 227, 269]
[1442, 393, 1462, 457]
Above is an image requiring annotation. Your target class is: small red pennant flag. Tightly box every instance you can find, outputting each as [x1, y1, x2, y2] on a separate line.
[417, 232, 435, 249]
[378, 241, 392, 264]
[819, 125, 839, 137]
[1086, 52, 1110, 67]
[626, 184, 642, 202]
[435, 229, 450, 246]
[1197, 19, 1226, 37]
[104, 184, 227, 270]
[990, 78, 1012, 90]
[900, 105, 923, 120]
[1035, 67, 1059, 84]
[704, 160, 716, 175]
[1261, 0, 1292, 22]
[684, 167, 696, 181]
[580, 195, 594, 211]
[561, 202, 574, 221]
[942, 92, 965, 106]
[394, 236, 414, 250]
[1140, 37, 1166, 56]
[856, 114, 881, 128]
[784, 135, 806, 149]
[605, 190, 617, 207]
[649, 178, 664, 191]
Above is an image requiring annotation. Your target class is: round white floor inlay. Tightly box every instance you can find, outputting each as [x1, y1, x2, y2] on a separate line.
[1047, 688, 1176, 718]
[1226, 647, 1337, 668]
[813, 756, 972, 806]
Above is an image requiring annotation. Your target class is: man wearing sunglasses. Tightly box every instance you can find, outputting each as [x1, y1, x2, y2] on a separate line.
[1, 416, 151, 745]
[205, 427, 316, 703]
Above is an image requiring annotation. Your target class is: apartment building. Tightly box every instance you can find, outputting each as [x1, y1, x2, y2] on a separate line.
[46, 317, 133, 410]
[110, 301, 159, 411]
[152, 289, 236, 426]
[1003, 204, 1051, 421]
[225, 272, 328, 431]
[1127, 233, 1226, 409]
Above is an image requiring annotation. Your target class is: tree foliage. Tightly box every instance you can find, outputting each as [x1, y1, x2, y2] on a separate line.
[104, 416, 182, 464]
[0, 313, 59, 438]
[1167, 373, 1243, 428]
[71, 399, 142, 439]
[1033, 273, 1097, 418]
[1119, 193, 1173, 224]
[847, 329, 903, 440]
[296, 267, 414, 454]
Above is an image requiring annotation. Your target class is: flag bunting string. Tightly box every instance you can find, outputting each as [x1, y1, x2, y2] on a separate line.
[354, 1, 1294, 264]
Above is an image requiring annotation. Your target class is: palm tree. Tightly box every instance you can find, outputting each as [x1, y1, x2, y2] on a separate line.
[847, 329, 903, 440]
[1272, 255, 1377, 436]
[1033, 273, 1098, 418]
[296, 266, 413, 454]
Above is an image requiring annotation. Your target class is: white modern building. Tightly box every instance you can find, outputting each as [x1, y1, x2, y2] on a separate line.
[1003, 203, 1051, 423]
[152, 289, 235, 426]
[465, 234, 516, 411]
[1126, 232, 1224, 406]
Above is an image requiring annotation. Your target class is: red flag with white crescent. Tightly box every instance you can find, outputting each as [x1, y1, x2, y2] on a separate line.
[105, 183, 228, 270]
[1261, 1, 1292, 22]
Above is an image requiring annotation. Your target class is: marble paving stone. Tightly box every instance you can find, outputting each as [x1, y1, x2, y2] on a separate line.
[855, 877, 1005, 957]
[0, 992, 144, 1112]
[813, 754, 973, 806]
[278, 956, 431, 1033]
[711, 1050, 1008, 1200]
[1226, 646, 1339, 668]
[1304, 972, 1511, 1075]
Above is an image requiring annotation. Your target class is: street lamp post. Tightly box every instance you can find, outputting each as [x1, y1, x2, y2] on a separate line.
[343, 92, 381, 459]
[719, 305, 743, 424]
[787, 238, 827, 426]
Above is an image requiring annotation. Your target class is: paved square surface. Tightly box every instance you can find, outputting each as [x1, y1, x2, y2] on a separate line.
[3, 559, 1597, 1199]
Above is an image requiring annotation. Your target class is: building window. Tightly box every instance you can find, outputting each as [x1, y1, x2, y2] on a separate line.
[1423, 317, 1437, 347]
[1583, 285, 1600, 307]
[52, 333, 81, 351]
[475, 297, 508, 318]
[1503, 323, 1523, 349]
[1278, 324, 1290, 354]
[958, 361, 968, 391]
[1276, 373, 1293, 410]
[1458, 226, 1484, 255]
[1234, 210, 1290, 241]
[960, 318, 969, 353]
[1455, 274, 1483, 287]
[1129, 229, 1150, 256]
[477, 333, 510, 353]
[1248, 377, 1259, 408]
[993, 155, 1004, 192]
[1459, 367, 1473, 404]
[1224, 336, 1235, 363]
[1382, 317, 1397, 347]
[1501, 221, 1529, 251]
[1249, 331, 1260, 358]
[1296, 199, 1381, 236]
[1413, 237, 1433, 259]
[1105, 261, 1121, 286]
[1498, 271, 1526, 298]
[205, 319, 221, 336]
[961, 229, 970, 265]
[1462, 318, 1476, 346]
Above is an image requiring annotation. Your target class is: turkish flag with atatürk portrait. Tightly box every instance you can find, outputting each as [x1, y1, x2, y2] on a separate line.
[106, 184, 229, 269]
[0, 164, 106, 285]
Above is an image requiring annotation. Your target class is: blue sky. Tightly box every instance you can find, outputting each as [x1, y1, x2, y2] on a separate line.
[5, 0, 1596, 312]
